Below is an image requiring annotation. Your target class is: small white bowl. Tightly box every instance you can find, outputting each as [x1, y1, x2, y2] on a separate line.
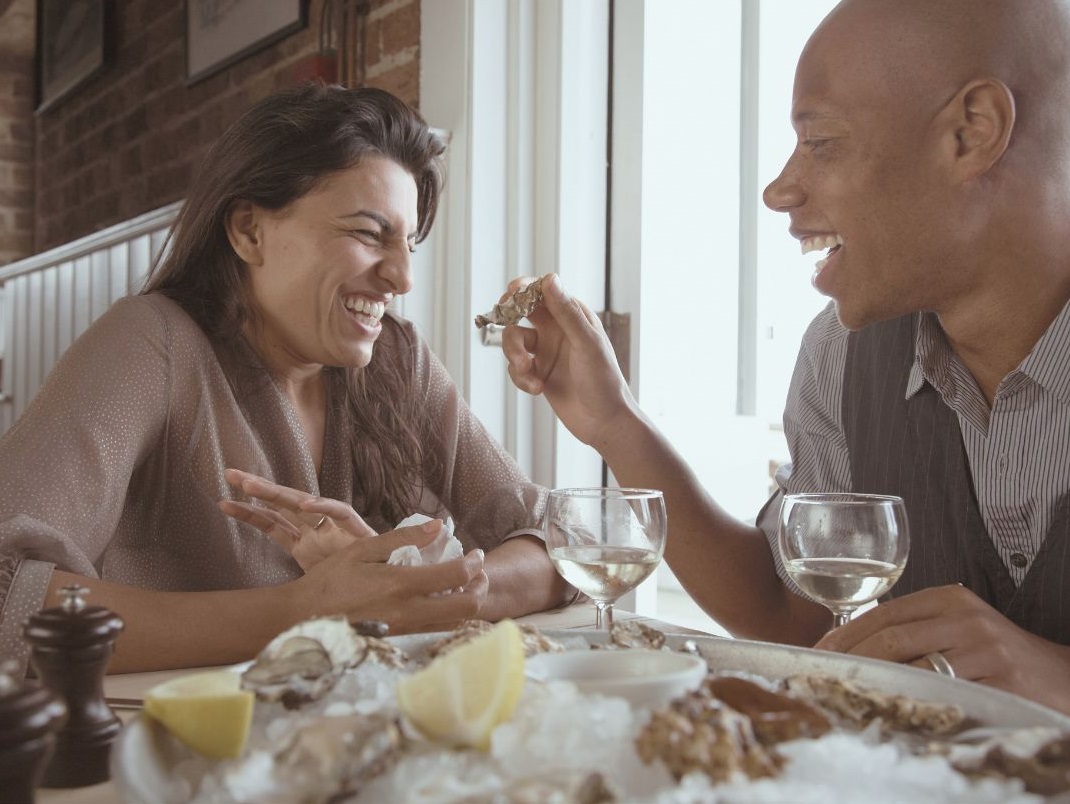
[525, 648, 707, 709]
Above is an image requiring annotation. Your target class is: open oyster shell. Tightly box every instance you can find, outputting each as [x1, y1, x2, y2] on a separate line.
[595, 620, 668, 651]
[703, 676, 831, 745]
[636, 683, 783, 782]
[242, 616, 375, 709]
[474, 276, 546, 329]
[426, 618, 566, 660]
[782, 673, 966, 736]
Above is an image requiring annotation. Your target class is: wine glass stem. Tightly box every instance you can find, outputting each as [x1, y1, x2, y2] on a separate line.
[832, 611, 852, 629]
[595, 601, 614, 630]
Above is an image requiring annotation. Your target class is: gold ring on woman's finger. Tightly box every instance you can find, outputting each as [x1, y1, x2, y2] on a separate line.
[312, 514, 328, 530]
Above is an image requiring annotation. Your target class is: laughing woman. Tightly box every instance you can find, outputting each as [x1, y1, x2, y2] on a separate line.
[0, 84, 568, 674]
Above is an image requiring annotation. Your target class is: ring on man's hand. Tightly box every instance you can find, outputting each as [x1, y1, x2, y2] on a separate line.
[311, 514, 328, 530]
[924, 651, 956, 678]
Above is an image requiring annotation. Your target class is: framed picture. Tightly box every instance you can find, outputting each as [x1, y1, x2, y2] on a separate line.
[186, 0, 309, 85]
[35, 0, 109, 114]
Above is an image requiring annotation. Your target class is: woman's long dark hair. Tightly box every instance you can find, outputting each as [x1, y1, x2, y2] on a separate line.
[143, 83, 446, 523]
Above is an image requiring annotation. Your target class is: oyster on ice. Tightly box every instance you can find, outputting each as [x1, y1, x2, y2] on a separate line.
[636, 682, 783, 782]
[604, 620, 668, 651]
[242, 616, 374, 708]
[498, 771, 617, 803]
[426, 618, 565, 660]
[933, 726, 1070, 796]
[474, 276, 546, 329]
[703, 676, 831, 745]
[782, 673, 967, 736]
[635, 675, 836, 784]
[365, 636, 412, 670]
[272, 711, 405, 803]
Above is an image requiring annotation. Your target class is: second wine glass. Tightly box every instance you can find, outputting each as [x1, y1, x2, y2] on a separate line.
[544, 487, 667, 630]
[778, 492, 909, 629]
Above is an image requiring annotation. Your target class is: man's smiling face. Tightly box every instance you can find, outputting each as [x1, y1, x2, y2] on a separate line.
[761, 0, 963, 331]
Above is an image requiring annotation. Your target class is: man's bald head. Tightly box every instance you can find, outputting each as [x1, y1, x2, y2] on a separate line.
[807, 0, 1070, 168]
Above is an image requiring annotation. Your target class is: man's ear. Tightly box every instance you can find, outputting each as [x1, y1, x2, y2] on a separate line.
[936, 77, 1016, 181]
[225, 200, 265, 266]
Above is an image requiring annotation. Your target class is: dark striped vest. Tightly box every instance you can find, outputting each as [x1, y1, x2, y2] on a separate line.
[843, 314, 1070, 644]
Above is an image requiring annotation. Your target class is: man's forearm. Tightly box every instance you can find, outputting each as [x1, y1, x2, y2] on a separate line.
[594, 409, 829, 644]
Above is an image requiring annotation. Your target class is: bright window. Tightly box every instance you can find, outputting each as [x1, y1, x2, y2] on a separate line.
[418, 0, 842, 633]
[608, 0, 838, 629]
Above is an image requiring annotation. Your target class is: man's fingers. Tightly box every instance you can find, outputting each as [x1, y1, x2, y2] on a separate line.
[501, 326, 543, 392]
[538, 274, 605, 342]
[502, 274, 540, 298]
[507, 361, 544, 396]
[501, 322, 538, 363]
[815, 587, 991, 677]
[817, 586, 961, 653]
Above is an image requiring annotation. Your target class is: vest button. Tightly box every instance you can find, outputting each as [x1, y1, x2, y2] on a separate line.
[1010, 552, 1028, 568]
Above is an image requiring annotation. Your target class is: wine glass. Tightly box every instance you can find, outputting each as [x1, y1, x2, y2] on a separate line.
[778, 492, 909, 629]
[544, 487, 667, 630]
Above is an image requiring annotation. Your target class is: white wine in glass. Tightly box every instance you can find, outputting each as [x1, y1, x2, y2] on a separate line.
[778, 493, 909, 629]
[544, 488, 667, 630]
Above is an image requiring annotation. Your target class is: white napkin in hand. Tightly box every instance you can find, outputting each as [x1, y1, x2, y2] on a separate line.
[387, 514, 463, 566]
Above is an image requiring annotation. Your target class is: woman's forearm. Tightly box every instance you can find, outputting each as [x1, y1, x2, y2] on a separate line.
[481, 535, 569, 621]
[46, 570, 305, 674]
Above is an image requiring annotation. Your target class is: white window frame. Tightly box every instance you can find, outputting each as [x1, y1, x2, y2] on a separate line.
[419, 0, 610, 489]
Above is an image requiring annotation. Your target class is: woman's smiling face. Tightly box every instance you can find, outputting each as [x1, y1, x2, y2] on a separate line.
[237, 155, 420, 375]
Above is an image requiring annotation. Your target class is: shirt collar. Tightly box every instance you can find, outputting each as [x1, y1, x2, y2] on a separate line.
[1019, 296, 1070, 407]
[906, 298, 1070, 407]
[906, 312, 943, 400]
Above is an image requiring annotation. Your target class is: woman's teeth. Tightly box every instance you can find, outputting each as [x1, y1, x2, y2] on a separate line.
[343, 297, 385, 321]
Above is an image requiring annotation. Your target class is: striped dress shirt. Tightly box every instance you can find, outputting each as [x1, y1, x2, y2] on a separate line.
[759, 299, 1070, 599]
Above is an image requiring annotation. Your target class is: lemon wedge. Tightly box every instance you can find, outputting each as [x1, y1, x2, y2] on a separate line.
[143, 670, 254, 759]
[396, 618, 525, 749]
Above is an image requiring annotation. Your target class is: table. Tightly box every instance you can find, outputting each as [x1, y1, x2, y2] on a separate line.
[35, 604, 716, 804]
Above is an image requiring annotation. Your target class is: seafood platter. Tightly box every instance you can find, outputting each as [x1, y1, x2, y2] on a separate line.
[113, 617, 1070, 803]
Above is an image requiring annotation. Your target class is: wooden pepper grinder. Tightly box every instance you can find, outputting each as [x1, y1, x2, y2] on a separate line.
[22, 584, 124, 788]
[0, 661, 67, 804]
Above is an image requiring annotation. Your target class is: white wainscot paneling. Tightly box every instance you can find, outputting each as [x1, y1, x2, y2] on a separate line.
[0, 202, 181, 436]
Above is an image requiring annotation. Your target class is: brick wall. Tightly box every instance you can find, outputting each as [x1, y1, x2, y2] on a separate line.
[0, 0, 34, 265]
[21, 0, 420, 256]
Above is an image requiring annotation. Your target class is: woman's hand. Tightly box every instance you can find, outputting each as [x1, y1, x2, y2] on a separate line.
[296, 536, 489, 633]
[501, 274, 638, 450]
[220, 468, 376, 570]
[816, 584, 1070, 715]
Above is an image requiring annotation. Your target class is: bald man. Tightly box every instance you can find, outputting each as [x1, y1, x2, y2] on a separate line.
[501, 0, 1070, 715]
